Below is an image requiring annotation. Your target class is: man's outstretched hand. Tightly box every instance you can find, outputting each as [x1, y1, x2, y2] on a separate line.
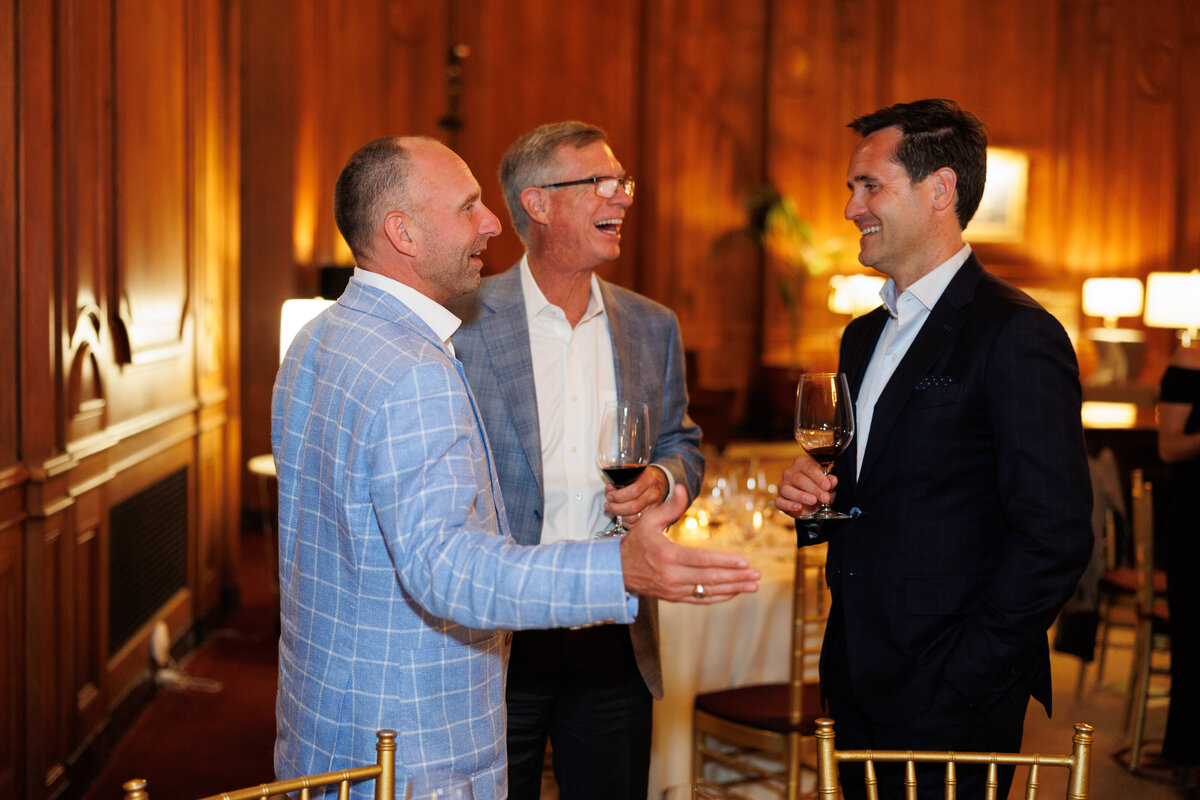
[620, 486, 761, 604]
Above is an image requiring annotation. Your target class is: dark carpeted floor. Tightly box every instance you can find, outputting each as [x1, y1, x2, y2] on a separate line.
[81, 531, 279, 800]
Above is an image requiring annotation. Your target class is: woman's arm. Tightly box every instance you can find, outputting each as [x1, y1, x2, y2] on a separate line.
[1158, 346, 1200, 464]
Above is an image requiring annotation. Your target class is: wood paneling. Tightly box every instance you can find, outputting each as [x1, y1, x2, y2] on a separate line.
[8, 2, 241, 798]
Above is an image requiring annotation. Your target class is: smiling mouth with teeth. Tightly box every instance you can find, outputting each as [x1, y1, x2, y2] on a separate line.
[595, 218, 623, 235]
[860, 224, 881, 236]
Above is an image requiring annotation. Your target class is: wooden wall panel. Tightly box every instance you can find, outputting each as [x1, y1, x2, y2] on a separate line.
[458, 0, 644, 282]
[112, 0, 191, 370]
[0, 506, 22, 800]
[0, 0, 17, 469]
[10, 2, 242, 798]
[640, 0, 769, 419]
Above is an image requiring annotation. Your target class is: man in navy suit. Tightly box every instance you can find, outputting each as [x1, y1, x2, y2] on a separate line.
[449, 121, 703, 800]
[776, 99, 1092, 799]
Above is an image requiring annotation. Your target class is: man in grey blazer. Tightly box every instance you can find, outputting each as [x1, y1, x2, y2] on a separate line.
[449, 121, 704, 800]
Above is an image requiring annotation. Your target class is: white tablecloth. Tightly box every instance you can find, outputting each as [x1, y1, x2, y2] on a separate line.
[648, 521, 801, 800]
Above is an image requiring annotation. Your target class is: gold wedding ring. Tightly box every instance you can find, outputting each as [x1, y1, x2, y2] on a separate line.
[692, 584, 706, 598]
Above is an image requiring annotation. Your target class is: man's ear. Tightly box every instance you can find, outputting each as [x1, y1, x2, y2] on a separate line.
[383, 210, 418, 257]
[930, 167, 957, 214]
[521, 187, 550, 225]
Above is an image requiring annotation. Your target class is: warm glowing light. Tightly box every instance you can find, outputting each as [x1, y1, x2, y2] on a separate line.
[828, 274, 886, 317]
[280, 298, 335, 363]
[1081, 401, 1138, 429]
[1082, 278, 1143, 327]
[1144, 271, 1200, 346]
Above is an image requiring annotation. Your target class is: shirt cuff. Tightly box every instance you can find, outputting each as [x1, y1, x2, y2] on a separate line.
[650, 463, 675, 497]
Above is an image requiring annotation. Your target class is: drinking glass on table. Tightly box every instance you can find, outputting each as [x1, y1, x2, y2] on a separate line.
[406, 770, 474, 800]
[596, 400, 651, 537]
[794, 372, 855, 521]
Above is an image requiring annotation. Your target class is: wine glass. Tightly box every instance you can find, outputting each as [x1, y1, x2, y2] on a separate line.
[406, 770, 474, 800]
[794, 372, 855, 521]
[596, 400, 651, 537]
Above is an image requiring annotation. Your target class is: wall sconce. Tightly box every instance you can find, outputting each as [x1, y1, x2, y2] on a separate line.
[827, 274, 886, 317]
[279, 298, 335, 363]
[1144, 270, 1200, 347]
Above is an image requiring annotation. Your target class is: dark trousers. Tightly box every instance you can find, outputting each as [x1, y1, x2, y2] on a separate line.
[505, 624, 652, 800]
[824, 628, 1030, 800]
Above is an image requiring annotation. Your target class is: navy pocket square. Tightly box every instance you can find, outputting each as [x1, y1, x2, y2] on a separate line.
[914, 375, 955, 390]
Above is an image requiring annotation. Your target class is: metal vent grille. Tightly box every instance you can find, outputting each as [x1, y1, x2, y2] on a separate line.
[108, 467, 188, 655]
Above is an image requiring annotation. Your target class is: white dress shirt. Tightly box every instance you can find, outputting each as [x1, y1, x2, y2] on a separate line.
[353, 267, 462, 354]
[854, 244, 972, 476]
[520, 257, 618, 543]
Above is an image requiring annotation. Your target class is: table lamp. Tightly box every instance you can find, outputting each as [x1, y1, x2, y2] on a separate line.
[1081, 277, 1144, 386]
[1143, 270, 1200, 347]
[827, 274, 886, 317]
[279, 297, 335, 362]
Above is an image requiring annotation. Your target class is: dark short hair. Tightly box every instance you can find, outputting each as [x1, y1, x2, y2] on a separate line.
[499, 121, 608, 242]
[333, 136, 431, 259]
[849, 99, 988, 229]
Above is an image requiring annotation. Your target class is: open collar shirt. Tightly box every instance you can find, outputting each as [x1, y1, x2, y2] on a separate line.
[854, 243, 972, 476]
[520, 256, 618, 544]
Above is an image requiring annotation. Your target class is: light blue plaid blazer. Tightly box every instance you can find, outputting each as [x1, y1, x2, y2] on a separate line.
[271, 278, 634, 800]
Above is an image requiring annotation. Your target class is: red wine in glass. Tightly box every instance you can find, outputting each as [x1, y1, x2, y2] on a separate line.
[794, 372, 855, 521]
[601, 463, 648, 488]
[596, 401, 651, 536]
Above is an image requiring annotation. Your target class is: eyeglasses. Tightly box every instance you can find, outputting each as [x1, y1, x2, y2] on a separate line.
[538, 176, 636, 199]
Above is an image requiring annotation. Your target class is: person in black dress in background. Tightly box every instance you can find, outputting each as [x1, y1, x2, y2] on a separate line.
[1157, 342, 1200, 799]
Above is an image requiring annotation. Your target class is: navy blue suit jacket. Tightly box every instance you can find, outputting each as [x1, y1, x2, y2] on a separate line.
[812, 255, 1093, 724]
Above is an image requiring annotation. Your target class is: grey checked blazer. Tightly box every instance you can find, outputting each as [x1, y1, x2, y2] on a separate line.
[271, 278, 639, 800]
[448, 263, 704, 698]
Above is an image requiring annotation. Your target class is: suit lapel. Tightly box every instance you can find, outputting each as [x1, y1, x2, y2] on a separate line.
[478, 269, 545, 493]
[600, 281, 643, 411]
[855, 257, 982, 489]
[839, 308, 889, 497]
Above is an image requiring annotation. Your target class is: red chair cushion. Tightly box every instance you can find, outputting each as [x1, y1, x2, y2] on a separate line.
[695, 682, 824, 735]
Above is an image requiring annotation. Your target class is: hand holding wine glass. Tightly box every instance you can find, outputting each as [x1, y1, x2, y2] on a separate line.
[794, 372, 854, 521]
[596, 400, 651, 537]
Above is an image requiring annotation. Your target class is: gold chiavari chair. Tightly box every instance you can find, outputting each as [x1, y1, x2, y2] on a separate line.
[1120, 470, 1171, 773]
[813, 718, 1094, 800]
[122, 729, 396, 800]
[691, 544, 830, 800]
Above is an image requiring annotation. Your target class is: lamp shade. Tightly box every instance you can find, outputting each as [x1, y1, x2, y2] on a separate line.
[1143, 271, 1200, 340]
[828, 274, 886, 317]
[280, 298, 335, 363]
[1081, 278, 1143, 325]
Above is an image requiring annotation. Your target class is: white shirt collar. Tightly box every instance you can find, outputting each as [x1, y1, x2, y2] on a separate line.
[519, 254, 607, 325]
[352, 266, 462, 349]
[880, 243, 972, 318]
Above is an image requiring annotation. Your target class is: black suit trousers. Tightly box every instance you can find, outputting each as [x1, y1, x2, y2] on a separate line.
[823, 623, 1030, 800]
[505, 624, 652, 800]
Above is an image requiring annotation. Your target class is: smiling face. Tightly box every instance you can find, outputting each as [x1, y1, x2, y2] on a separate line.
[844, 126, 945, 288]
[406, 141, 502, 301]
[538, 140, 633, 272]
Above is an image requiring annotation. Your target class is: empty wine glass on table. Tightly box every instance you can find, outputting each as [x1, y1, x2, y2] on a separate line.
[794, 372, 855, 521]
[406, 770, 474, 800]
[596, 400, 651, 537]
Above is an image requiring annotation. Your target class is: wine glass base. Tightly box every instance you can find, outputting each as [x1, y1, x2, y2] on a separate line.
[797, 510, 853, 521]
[595, 527, 628, 539]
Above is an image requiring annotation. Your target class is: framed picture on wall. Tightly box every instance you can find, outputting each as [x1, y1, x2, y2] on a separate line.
[965, 147, 1029, 244]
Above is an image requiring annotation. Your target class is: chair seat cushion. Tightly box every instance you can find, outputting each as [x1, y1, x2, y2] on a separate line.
[695, 682, 823, 735]
[1100, 567, 1167, 594]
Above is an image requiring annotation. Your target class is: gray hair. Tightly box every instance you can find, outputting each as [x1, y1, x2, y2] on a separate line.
[499, 121, 608, 242]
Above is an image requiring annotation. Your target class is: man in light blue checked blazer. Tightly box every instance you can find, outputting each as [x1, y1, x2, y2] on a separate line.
[271, 135, 760, 800]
